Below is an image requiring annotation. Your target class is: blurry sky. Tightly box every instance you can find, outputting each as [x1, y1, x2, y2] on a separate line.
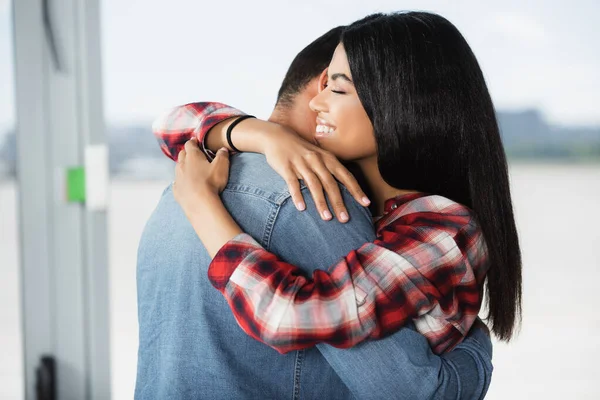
[0, 0, 599, 131]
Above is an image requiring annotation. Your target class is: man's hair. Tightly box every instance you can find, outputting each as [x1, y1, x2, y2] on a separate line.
[276, 26, 345, 108]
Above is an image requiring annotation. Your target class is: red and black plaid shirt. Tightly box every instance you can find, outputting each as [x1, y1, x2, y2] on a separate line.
[153, 102, 245, 162]
[153, 102, 490, 355]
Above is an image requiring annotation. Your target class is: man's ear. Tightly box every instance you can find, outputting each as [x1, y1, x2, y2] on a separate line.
[317, 68, 328, 93]
[304, 69, 328, 99]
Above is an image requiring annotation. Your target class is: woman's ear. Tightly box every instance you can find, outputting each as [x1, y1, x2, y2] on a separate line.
[317, 68, 328, 93]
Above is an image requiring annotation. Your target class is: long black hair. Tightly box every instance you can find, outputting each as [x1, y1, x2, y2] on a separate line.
[342, 12, 522, 341]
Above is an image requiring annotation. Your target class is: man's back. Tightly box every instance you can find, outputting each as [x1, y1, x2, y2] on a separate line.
[135, 153, 374, 399]
[136, 153, 493, 399]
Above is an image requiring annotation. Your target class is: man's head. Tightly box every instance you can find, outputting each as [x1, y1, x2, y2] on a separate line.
[270, 26, 345, 140]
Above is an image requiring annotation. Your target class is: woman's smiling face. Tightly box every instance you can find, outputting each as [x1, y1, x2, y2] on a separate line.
[308, 44, 376, 161]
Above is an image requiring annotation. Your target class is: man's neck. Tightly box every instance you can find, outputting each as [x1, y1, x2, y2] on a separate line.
[268, 104, 317, 145]
[269, 88, 319, 136]
[268, 106, 292, 127]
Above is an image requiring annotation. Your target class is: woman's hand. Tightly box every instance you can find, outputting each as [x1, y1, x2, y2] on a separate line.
[207, 117, 370, 223]
[173, 138, 230, 215]
[261, 128, 371, 223]
[173, 138, 244, 258]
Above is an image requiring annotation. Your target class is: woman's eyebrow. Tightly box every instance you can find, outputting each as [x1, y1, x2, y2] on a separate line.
[330, 72, 353, 84]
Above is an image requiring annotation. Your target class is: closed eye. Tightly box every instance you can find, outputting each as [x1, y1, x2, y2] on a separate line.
[323, 81, 345, 94]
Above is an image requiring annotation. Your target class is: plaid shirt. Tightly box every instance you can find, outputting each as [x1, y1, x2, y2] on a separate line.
[152, 102, 246, 161]
[153, 102, 489, 355]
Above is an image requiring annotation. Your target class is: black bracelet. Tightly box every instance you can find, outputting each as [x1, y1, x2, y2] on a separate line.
[226, 115, 256, 153]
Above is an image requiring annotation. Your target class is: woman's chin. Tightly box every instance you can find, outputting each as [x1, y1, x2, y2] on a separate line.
[315, 138, 345, 159]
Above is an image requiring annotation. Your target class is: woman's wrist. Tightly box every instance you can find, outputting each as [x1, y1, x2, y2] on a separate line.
[181, 188, 219, 217]
[228, 118, 279, 154]
[205, 117, 237, 152]
[184, 192, 244, 258]
[206, 117, 283, 155]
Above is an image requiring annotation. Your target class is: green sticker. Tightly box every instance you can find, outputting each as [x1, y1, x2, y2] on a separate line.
[67, 167, 86, 202]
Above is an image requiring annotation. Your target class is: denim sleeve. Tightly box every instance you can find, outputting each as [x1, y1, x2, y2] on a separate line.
[433, 328, 493, 400]
[269, 186, 492, 400]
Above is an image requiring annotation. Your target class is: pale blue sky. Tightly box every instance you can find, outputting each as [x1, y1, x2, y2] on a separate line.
[0, 0, 599, 131]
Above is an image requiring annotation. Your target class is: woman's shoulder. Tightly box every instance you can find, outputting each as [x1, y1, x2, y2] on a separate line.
[392, 194, 472, 218]
[406, 194, 471, 215]
[386, 193, 478, 237]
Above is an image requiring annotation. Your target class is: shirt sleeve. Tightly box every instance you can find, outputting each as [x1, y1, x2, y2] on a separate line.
[207, 211, 488, 355]
[263, 187, 492, 399]
[152, 102, 246, 161]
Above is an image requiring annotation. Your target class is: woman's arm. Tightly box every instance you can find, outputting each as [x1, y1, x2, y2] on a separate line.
[174, 144, 487, 355]
[202, 114, 372, 221]
[156, 102, 370, 222]
[175, 138, 487, 355]
[205, 219, 485, 355]
[205, 116, 293, 154]
[153, 102, 246, 161]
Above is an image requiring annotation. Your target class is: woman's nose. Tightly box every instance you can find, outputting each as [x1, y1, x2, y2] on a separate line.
[309, 90, 327, 114]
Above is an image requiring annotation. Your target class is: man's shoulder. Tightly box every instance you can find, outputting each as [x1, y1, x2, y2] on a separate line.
[225, 153, 296, 205]
[226, 153, 372, 222]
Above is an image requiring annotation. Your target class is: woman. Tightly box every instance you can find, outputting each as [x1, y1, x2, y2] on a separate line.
[171, 12, 522, 355]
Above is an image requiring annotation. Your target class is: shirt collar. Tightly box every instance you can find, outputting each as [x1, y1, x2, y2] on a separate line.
[383, 192, 429, 214]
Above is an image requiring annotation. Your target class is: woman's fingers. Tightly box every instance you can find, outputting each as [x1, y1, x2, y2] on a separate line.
[183, 138, 209, 167]
[283, 168, 306, 211]
[211, 147, 229, 171]
[175, 140, 230, 198]
[177, 149, 186, 163]
[326, 158, 371, 207]
[297, 166, 332, 221]
[309, 158, 349, 223]
[184, 137, 200, 153]
[211, 147, 229, 165]
[208, 147, 230, 193]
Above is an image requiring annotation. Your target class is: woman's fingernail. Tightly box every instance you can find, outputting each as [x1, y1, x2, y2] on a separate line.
[323, 210, 333, 220]
[362, 197, 371, 205]
[340, 212, 349, 222]
[296, 202, 306, 211]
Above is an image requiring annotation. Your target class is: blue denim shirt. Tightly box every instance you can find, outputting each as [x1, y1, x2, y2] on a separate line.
[135, 153, 493, 399]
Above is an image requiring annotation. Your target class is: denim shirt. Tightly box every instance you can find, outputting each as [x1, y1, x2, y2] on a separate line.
[135, 153, 493, 400]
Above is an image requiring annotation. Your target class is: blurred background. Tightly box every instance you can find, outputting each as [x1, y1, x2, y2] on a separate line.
[1, 0, 599, 399]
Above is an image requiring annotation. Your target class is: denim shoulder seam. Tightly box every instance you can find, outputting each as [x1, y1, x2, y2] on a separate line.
[226, 181, 372, 222]
[224, 183, 292, 206]
[220, 187, 286, 248]
[263, 200, 282, 250]
[162, 183, 173, 196]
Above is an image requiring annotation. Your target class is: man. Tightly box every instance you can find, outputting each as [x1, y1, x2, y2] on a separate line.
[136, 26, 493, 399]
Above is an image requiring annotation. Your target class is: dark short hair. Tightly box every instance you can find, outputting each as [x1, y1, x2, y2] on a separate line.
[276, 26, 345, 108]
[342, 12, 522, 341]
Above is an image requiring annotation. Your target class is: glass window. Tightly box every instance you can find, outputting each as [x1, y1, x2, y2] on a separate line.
[100, 2, 600, 399]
